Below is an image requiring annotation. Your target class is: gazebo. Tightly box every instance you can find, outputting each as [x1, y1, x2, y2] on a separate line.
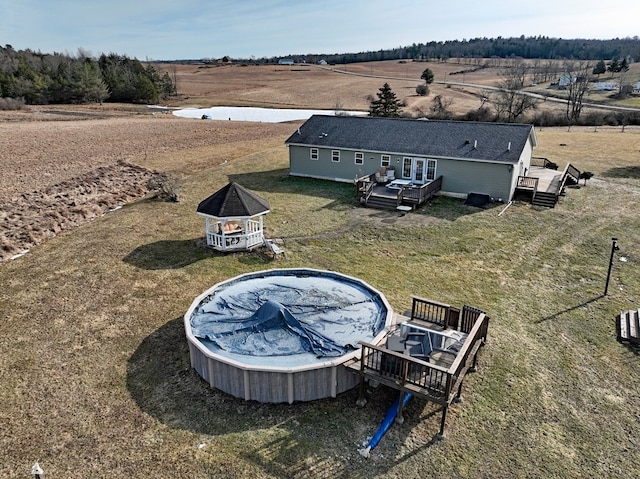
[197, 182, 270, 252]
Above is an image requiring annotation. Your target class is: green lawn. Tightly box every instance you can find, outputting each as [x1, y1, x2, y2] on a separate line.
[1, 128, 639, 478]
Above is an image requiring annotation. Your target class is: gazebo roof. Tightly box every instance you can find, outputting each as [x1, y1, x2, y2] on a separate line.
[197, 182, 270, 218]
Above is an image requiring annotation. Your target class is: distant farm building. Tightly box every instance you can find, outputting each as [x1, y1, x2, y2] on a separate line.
[593, 82, 618, 91]
[278, 58, 294, 65]
[558, 74, 576, 89]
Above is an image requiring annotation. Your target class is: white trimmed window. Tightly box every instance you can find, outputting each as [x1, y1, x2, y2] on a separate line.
[381, 155, 391, 167]
[354, 152, 364, 165]
[402, 157, 412, 178]
[310, 148, 318, 160]
[426, 159, 437, 180]
[332, 150, 340, 162]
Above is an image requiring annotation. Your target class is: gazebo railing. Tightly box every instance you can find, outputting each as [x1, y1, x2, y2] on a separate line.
[205, 218, 265, 251]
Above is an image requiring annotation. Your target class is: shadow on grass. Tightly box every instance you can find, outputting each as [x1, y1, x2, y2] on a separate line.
[600, 166, 640, 179]
[537, 295, 604, 322]
[127, 317, 444, 475]
[230, 168, 487, 222]
[124, 238, 283, 270]
[123, 238, 213, 270]
[229, 168, 354, 205]
[415, 196, 499, 221]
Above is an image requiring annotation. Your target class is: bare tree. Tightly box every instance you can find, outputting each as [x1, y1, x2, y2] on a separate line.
[170, 64, 179, 95]
[490, 62, 538, 122]
[564, 61, 592, 126]
[430, 94, 454, 119]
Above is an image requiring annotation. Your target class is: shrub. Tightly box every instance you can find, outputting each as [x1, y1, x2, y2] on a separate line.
[415, 84, 429, 96]
[0, 97, 25, 110]
[458, 106, 495, 122]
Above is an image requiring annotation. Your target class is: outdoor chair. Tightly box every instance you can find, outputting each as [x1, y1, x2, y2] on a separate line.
[386, 168, 396, 181]
[428, 349, 457, 369]
[374, 167, 388, 184]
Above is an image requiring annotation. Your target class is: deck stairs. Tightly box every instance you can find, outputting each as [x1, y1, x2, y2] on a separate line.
[364, 194, 398, 210]
[532, 191, 558, 208]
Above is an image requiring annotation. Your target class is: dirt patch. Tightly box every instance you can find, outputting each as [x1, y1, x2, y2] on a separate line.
[0, 161, 171, 263]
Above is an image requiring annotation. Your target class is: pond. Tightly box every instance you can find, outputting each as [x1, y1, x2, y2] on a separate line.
[171, 105, 366, 123]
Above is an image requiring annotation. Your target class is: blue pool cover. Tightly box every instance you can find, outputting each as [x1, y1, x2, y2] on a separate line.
[189, 270, 388, 358]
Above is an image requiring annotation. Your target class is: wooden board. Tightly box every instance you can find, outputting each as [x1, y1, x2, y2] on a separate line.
[618, 311, 629, 341]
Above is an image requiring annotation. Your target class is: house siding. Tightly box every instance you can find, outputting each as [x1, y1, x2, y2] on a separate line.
[290, 145, 392, 183]
[291, 145, 518, 199]
[437, 159, 512, 200]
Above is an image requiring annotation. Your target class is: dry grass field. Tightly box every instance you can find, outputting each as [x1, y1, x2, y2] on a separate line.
[168, 59, 555, 115]
[1, 60, 640, 478]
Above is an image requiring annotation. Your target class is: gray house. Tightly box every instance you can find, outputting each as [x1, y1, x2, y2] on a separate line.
[285, 115, 538, 202]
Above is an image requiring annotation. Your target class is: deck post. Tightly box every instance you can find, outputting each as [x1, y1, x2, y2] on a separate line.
[454, 379, 464, 404]
[356, 377, 367, 407]
[469, 346, 480, 373]
[356, 355, 367, 407]
[437, 405, 448, 440]
[396, 391, 406, 425]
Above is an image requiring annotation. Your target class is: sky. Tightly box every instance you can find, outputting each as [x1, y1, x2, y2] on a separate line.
[2, 0, 639, 60]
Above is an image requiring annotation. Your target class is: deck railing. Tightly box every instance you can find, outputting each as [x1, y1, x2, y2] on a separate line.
[397, 175, 443, 205]
[459, 305, 486, 334]
[564, 163, 581, 184]
[531, 156, 552, 168]
[357, 344, 451, 401]
[517, 176, 539, 190]
[410, 296, 460, 330]
[355, 174, 375, 203]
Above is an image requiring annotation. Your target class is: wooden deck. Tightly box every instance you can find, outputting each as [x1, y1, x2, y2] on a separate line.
[347, 297, 489, 438]
[515, 159, 581, 208]
[356, 175, 443, 211]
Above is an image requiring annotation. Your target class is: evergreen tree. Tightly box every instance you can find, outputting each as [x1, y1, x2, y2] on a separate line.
[592, 60, 606, 76]
[619, 57, 629, 72]
[607, 58, 620, 73]
[369, 83, 402, 117]
[420, 68, 434, 85]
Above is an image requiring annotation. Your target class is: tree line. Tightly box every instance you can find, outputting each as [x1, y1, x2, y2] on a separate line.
[0, 45, 175, 105]
[268, 36, 639, 65]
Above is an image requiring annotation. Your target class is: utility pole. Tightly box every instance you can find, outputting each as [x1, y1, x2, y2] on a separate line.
[604, 237, 619, 296]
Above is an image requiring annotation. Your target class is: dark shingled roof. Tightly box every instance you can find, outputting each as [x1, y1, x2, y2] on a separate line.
[197, 182, 270, 217]
[285, 115, 537, 164]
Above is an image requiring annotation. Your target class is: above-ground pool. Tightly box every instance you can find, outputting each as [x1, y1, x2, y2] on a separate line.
[184, 268, 393, 403]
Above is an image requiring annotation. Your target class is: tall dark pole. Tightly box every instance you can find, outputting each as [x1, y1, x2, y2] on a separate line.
[604, 237, 619, 296]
